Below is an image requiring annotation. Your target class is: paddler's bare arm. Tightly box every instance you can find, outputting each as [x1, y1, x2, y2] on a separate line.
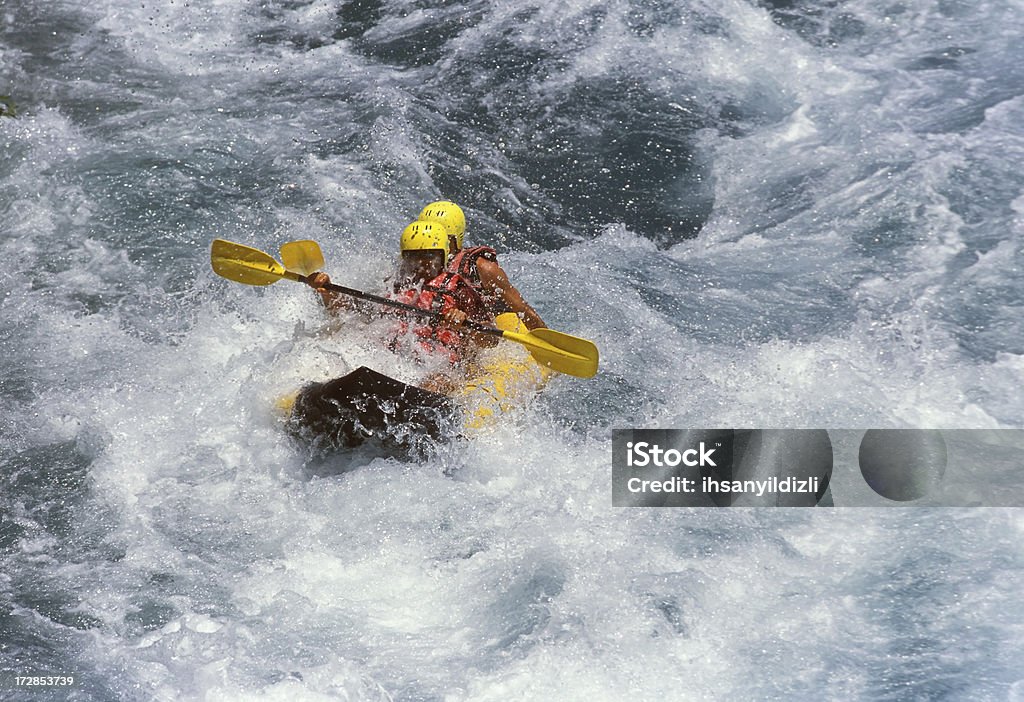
[439, 308, 499, 348]
[475, 258, 546, 330]
[305, 272, 351, 312]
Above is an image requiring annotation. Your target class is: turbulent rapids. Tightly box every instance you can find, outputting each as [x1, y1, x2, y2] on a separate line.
[2, 0, 1024, 699]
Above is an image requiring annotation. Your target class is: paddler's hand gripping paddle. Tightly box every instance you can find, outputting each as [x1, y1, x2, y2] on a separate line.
[210, 239, 599, 378]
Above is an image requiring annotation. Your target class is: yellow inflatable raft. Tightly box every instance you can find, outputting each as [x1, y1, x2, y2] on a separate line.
[280, 312, 552, 454]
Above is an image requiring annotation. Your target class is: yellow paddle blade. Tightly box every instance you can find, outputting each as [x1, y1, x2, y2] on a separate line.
[504, 328, 599, 378]
[210, 239, 289, 286]
[280, 240, 325, 276]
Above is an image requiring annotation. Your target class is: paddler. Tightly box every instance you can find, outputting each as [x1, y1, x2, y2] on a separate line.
[417, 201, 547, 330]
[305, 221, 497, 392]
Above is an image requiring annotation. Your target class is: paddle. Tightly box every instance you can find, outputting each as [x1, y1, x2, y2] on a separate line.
[210, 239, 599, 378]
[280, 240, 324, 276]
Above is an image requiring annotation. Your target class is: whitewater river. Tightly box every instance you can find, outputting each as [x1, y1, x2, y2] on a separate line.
[2, 0, 1023, 699]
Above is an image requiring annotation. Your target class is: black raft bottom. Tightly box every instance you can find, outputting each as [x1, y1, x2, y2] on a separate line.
[286, 366, 459, 456]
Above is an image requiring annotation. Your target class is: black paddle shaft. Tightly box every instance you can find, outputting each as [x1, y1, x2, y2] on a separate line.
[309, 276, 503, 338]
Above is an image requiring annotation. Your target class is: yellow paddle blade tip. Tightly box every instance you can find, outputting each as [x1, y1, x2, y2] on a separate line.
[210, 239, 288, 286]
[506, 328, 599, 378]
[280, 240, 325, 276]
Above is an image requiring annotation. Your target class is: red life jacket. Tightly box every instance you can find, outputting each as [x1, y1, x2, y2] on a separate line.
[447, 246, 513, 315]
[391, 271, 492, 364]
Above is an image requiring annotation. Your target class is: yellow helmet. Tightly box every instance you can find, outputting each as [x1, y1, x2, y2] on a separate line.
[399, 220, 450, 258]
[418, 201, 465, 248]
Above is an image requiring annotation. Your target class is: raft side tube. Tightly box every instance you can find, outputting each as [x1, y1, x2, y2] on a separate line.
[286, 366, 459, 454]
